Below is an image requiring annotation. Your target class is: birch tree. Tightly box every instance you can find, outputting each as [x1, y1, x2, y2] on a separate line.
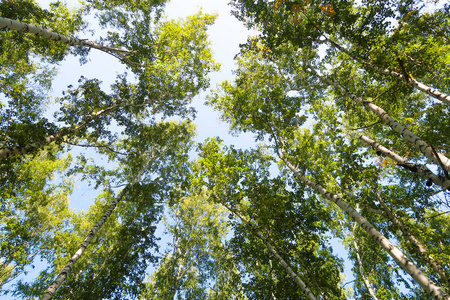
[0, 12, 218, 159]
[208, 28, 449, 297]
[2, 1, 219, 297]
[14, 121, 195, 299]
[229, 0, 450, 172]
[194, 139, 345, 299]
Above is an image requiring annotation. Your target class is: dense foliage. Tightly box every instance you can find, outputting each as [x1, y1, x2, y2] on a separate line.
[0, 0, 449, 299]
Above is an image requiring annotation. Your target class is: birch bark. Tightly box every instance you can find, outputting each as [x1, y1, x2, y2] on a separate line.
[278, 151, 449, 300]
[40, 157, 151, 300]
[0, 17, 134, 56]
[375, 191, 450, 285]
[358, 134, 450, 190]
[307, 63, 450, 174]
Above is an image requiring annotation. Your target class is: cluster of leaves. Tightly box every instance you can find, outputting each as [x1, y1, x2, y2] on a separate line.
[0, 0, 222, 299]
[192, 139, 345, 299]
[205, 0, 450, 298]
[2, 0, 450, 299]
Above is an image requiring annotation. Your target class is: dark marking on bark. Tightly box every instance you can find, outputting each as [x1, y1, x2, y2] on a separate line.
[397, 58, 411, 82]
[431, 146, 450, 179]
[397, 163, 418, 173]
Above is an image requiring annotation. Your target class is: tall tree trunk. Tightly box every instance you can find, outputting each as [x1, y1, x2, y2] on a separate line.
[375, 191, 450, 285]
[40, 189, 127, 300]
[352, 233, 379, 300]
[0, 104, 119, 159]
[276, 147, 449, 300]
[40, 157, 151, 300]
[215, 195, 318, 300]
[0, 17, 134, 57]
[168, 220, 182, 300]
[358, 134, 450, 189]
[306, 62, 450, 174]
[320, 35, 450, 105]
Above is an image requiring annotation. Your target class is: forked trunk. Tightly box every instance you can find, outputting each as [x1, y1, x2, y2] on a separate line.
[358, 134, 450, 190]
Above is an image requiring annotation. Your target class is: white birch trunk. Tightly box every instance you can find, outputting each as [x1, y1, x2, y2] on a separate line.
[0, 17, 133, 55]
[217, 198, 318, 300]
[353, 238, 379, 300]
[40, 190, 126, 300]
[323, 36, 450, 105]
[279, 155, 449, 300]
[41, 157, 151, 300]
[375, 192, 450, 285]
[307, 64, 450, 174]
[358, 134, 450, 190]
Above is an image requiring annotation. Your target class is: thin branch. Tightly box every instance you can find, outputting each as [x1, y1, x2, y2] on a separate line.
[349, 121, 382, 131]
[425, 210, 450, 220]
[375, 190, 450, 284]
[63, 141, 128, 156]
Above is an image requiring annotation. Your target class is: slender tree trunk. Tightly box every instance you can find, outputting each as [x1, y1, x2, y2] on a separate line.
[40, 190, 127, 300]
[216, 196, 318, 300]
[375, 191, 450, 285]
[358, 134, 450, 189]
[0, 104, 119, 159]
[306, 62, 450, 174]
[321, 35, 450, 105]
[351, 225, 379, 300]
[168, 219, 182, 300]
[41, 157, 151, 300]
[0, 17, 134, 56]
[353, 240, 379, 300]
[277, 149, 449, 300]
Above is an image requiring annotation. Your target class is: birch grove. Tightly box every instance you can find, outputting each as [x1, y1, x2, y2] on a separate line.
[1, 0, 449, 299]
[208, 0, 449, 297]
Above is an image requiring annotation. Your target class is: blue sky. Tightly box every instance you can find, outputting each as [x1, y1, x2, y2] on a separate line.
[2, 0, 263, 295]
[32, 0, 260, 212]
[39, 0, 257, 147]
[3, 0, 359, 296]
[36, 0, 260, 210]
